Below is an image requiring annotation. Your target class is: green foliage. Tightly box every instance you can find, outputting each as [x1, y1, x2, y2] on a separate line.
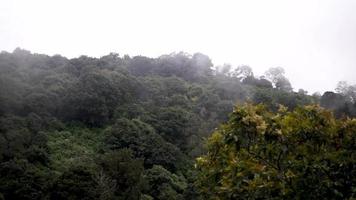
[0, 159, 51, 200]
[0, 115, 49, 164]
[145, 107, 195, 145]
[196, 104, 356, 199]
[51, 149, 145, 200]
[253, 87, 314, 111]
[97, 149, 145, 200]
[104, 118, 188, 172]
[144, 165, 187, 200]
[62, 70, 139, 127]
[321, 91, 356, 118]
[0, 49, 354, 199]
[47, 127, 104, 172]
[51, 165, 100, 200]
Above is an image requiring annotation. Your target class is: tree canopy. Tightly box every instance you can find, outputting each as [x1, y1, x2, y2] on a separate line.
[196, 104, 356, 199]
[0, 48, 354, 199]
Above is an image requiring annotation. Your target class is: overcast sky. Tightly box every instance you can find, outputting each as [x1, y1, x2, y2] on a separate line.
[1, 0, 356, 93]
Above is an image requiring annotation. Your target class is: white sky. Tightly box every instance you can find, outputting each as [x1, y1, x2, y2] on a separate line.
[1, 0, 356, 93]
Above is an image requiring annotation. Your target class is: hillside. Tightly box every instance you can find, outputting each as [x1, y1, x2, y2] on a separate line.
[0, 48, 355, 199]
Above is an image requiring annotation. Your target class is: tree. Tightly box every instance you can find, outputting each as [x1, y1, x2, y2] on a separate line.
[320, 91, 350, 118]
[275, 76, 292, 92]
[1, 48, 355, 200]
[0, 159, 51, 200]
[196, 103, 356, 199]
[143, 165, 187, 200]
[51, 165, 99, 200]
[104, 118, 188, 172]
[265, 67, 292, 92]
[242, 76, 273, 89]
[336, 81, 356, 103]
[146, 107, 196, 146]
[98, 149, 145, 200]
[215, 64, 232, 76]
[128, 56, 155, 76]
[264, 67, 285, 82]
[62, 70, 138, 126]
[231, 65, 253, 81]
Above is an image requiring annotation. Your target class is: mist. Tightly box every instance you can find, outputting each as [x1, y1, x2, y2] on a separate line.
[1, 1, 356, 199]
[1, 0, 356, 93]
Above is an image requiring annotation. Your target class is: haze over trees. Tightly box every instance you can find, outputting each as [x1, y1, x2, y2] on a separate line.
[0, 48, 355, 199]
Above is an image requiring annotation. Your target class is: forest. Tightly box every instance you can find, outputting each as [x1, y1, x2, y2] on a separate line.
[0, 48, 355, 199]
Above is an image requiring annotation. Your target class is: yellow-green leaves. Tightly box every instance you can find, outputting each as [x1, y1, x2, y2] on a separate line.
[196, 103, 356, 199]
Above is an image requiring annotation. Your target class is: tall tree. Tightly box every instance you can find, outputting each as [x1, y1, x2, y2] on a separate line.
[265, 67, 292, 92]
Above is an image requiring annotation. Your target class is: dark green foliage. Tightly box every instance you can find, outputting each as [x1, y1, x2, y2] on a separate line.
[46, 127, 103, 172]
[127, 56, 155, 76]
[143, 165, 187, 200]
[0, 49, 353, 199]
[97, 149, 145, 200]
[145, 107, 195, 145]
[51, 165, 99, 200]
[62, 70, 139, 127]
[242, 76, 273, 89]
[0, 160, 50, 200]
[320, 91, 356, 118]
[104, 118, 188, 171]
[0, 115, 49, 164]
[0, 114, 50, 199]
[253, 87, 315, 111]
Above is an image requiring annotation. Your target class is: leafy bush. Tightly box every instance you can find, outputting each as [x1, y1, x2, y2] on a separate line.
[196, 104, 356, 199]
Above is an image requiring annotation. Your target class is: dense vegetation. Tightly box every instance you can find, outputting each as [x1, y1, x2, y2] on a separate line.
[196, 104, 355, 199]
[0, 48, 355, 199]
